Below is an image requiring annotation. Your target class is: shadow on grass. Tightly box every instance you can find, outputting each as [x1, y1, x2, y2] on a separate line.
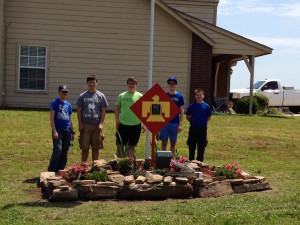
[23, 177, 40, 184]
[2, 201, 82, 210]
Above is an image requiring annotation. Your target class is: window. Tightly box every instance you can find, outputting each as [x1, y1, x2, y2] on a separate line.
[262, 81, 278, 90]
[19, 45, 47, 91]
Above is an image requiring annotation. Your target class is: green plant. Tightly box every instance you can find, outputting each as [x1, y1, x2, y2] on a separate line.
[255, 93, 269, 113]
[234, 96, 259, 114]
[84, 170, 108, 182]
[117, 158, 133, 175]
[116, 131, 129, 158]
[215, 162, 243, 179]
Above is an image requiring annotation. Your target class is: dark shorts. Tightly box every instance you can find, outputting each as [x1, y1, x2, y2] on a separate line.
[116, 123, 141, 146]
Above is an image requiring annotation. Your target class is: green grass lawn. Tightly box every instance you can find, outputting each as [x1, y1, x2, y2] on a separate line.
[0, 110, 299, 225]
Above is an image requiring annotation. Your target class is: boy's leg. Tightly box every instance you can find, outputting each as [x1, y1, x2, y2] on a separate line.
[127, 124, 141, 160]
[58, 129, 71, 171]
[48, 129, 63, 173]
[160, 124, 169, 150]
[196, 127, 208, 162]
[91, 125, 101, 162]
[187, 126, 197, 161]
[169, 123, 179, 154]
[81, 124, 91, 163]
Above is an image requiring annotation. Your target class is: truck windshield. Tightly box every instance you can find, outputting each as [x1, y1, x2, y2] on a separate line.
[253, 81, 265, 89]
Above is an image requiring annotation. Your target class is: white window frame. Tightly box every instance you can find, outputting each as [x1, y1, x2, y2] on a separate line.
[18, 45, 47, 92]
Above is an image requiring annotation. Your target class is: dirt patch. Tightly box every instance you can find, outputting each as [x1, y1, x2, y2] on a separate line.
[18, 141, 31, 145]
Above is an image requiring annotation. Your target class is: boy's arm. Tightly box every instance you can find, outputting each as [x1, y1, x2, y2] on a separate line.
[186, 114, 191, 122]
[99, 107, 106, 132]
[70, 118, 75, 141]
[178, 105, 184, 132]
[77, 106, 83, 133]
[50, 110, 59, 140]
[207, 116, 211, 121]
[115, 105, 121, 130]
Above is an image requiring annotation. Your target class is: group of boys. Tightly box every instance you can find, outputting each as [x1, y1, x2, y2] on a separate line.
[48, 75, 211, 173]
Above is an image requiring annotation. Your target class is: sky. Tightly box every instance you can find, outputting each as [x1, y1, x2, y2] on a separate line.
[216, 0, 300, 89]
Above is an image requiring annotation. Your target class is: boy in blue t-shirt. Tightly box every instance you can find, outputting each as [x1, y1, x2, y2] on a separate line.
[160, 76, 184, 154]
[48, 84, 75, 173]
[186, 88, 212, 162]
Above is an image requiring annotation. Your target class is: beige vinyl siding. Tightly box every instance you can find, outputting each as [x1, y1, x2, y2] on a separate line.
[163, 0, 218, 24]
[5, 0, 191, 109]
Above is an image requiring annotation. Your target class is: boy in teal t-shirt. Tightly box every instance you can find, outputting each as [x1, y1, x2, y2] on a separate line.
[115, 77, 144, 159]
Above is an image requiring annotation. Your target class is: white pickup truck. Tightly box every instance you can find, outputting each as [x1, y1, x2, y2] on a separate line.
[230, 79, 300, 113]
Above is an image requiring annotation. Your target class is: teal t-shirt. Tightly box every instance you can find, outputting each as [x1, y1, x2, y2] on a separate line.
[116, 91, 143, 125]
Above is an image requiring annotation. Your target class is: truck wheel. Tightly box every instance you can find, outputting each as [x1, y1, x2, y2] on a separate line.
[289, 106, 300, 114]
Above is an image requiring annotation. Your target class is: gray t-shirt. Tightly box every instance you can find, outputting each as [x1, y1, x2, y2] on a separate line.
[76, 90, 109, 125]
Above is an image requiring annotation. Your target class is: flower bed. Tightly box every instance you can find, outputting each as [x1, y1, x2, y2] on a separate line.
[39, 159, 271, 201]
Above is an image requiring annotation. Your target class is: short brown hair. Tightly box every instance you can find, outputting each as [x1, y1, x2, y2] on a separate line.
[127, 76, 137, 85]
[87, 75, 97, 83]
[194, 88, 204, 95]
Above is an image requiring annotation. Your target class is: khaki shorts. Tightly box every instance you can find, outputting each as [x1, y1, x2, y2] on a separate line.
[79, 124, 104, 150]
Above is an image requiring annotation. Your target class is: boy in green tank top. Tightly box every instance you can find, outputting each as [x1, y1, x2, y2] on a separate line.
[115, 77, 145, 159]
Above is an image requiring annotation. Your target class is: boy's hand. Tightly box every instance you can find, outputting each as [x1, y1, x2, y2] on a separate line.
[79, 124, 84, 133]
[177, 124, 182, 132]
[53, 130, 59, 140]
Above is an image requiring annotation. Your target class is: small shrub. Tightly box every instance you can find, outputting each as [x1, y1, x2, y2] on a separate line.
[255, 93, 269, 113]
[117, 158, 132, 175]
[215, 168, 236, 179]
[84, 170, 108, 182]
[234, 96, 259, 114]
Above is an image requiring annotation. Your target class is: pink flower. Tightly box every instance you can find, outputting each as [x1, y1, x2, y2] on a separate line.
[225, 163, 232, 169]
[235, 169, 242, 175]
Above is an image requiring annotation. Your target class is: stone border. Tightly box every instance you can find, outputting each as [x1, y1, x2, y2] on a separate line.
[39, 161, 271, 201]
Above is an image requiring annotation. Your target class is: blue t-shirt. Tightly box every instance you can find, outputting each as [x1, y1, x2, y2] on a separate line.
[168, 92, 184, 124]
[50, 98, 72, 129]
[186, 101, 212, 128]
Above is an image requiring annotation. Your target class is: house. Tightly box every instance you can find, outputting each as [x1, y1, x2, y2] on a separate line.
[0, 0, 272, 110]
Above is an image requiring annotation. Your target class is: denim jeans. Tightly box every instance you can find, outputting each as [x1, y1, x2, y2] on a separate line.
[48, 128, 71, 173]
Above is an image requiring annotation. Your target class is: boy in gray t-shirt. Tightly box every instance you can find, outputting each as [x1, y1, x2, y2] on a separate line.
[76, 75, 108, 163]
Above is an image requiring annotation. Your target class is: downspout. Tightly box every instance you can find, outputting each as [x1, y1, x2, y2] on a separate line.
[1, 0, 9, 107]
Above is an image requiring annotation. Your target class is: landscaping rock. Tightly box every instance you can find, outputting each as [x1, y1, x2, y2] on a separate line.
[106, 170, 120, 175]
[163, 176, 173, 184]
[97, 181, 118, 187]
[229, 179, 244, 186]
[59, 185, 70, 191]
[147, 173, 163, 184]
[72, 180, 96, 187]
[40, 172, 56, 183]
[233, 181, 271, 193]
[51, 187, 78, 201]
[77, 184, 119, 199]
[240, 171, 250, 179]
[119, 182, 193, 199]
[243, 178, 260, 184]
[191, 160, 204, 167]
[93, 159, 111, 171]
[48, 180, 66, 188]
[135, 176, 147, 184]
[203, 173, 213, 185]
[254, 176, 266, 182]
[124, 175, 135, 184]
[109, 174, 125, 185]
[187, 162, 200, 170]
[213, 176, 226, 182]
[193, 178, 204, 187]
[199, 181, 234, 198]
[175, 177, 188, 184]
